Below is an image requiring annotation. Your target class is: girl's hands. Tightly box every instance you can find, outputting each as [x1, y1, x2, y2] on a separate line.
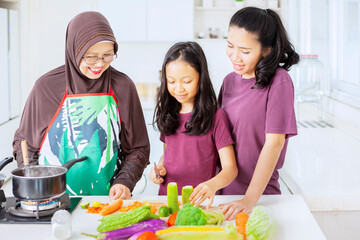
[149, 161, 167, 184]
[220, 197, 256, 220]
[109, 184, 131, 201]
[189, 182, 216, 209]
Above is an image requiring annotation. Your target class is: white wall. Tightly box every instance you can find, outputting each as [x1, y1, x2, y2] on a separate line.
[113, 40, 232, 95]
[18, 0, 98, 106]
[9, 0, 360, 138]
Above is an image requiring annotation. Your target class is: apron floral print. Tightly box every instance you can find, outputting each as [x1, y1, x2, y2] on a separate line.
[38, 88, 121, 195]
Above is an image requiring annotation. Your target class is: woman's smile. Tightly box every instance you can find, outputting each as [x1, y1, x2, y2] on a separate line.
[175, 94, 188, 99]
[232, 63, 244, 71]
[88, 67, 103, 74]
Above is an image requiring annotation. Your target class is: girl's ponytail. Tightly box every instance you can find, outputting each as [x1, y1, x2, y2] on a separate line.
[266, 9, 299, 71]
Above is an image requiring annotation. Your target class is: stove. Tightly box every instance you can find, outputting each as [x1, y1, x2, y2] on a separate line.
[0, 192, 81, 224]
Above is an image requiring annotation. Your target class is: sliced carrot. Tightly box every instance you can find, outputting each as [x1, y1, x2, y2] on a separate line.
[119, 201, 143, 212]
[86, 203, 108, 214]
[235, 211, 249, 239]
[150, 206, 157, 214]
[99, 199, 124, 216]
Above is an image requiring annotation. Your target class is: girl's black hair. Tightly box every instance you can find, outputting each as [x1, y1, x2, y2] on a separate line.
[153, 41, 217, 136]
[230, 7, 299, 88]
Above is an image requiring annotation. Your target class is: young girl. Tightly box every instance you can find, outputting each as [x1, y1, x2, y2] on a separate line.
[150, 42, 238, 208]
[219, 7, 299, 220]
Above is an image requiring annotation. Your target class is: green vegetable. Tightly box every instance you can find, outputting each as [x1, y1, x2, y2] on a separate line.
[181, 185, 193, 204]
[167, 182, 179, 214]
[80, 201, 90, 209]
[204, 210, 224, 225]
[158, 206, 170, 217]
[246, 206, 277, 240]
[174, 203, 225, 226]
[97, 205, 152, 232]
[175, 203, 207, 226]
[143, 213, 160, 221]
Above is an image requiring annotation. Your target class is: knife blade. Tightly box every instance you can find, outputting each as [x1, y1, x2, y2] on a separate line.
[154, 162, 160, 180]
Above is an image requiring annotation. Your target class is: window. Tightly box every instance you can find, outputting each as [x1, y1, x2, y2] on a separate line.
[333, 0, 360, 100]
[0, 7, 20, 125]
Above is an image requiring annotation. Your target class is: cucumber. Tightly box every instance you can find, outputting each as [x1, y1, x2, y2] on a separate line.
[167, 182, 179, 214]
[181, 185, 193, 205]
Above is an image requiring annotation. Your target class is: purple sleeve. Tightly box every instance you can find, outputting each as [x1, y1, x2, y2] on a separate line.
[212, 109, 234, 150]
[265, 73, 298, 138]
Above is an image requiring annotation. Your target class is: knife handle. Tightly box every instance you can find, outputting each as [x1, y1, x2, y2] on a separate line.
[21, 140, 29, 166]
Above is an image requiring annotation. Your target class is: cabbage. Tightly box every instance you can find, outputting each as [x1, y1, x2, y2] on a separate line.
[246, 206, 277, 240]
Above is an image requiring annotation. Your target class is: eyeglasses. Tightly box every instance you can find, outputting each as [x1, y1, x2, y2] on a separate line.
[82, 54, 117, 65]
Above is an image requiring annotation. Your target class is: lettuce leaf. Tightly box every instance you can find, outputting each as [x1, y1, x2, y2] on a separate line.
[246, 206, 277, 240]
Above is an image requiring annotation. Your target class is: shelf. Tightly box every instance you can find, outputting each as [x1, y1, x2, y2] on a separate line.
[195, 6, 238, 11]
[195, 38, 227, 42]
[195, 6, 281, 11]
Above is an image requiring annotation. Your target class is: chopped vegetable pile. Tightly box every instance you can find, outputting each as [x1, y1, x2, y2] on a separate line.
[81, 182, 277, 240]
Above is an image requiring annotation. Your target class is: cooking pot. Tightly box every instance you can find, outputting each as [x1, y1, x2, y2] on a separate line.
[0, 157, 13, 188]
[11, 156, 87, 200]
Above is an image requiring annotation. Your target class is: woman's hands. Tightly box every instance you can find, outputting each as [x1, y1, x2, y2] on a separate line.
[189, 181, 217, 209]
[220, 197, 256, 220]
[109, 183, 131, 201]
[149, 161, 167, 184]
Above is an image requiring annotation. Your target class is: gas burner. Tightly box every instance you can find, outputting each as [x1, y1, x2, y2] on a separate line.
[8, 194, 70, 219]
[20, 198, 59, 211]
[0, 194, 81, 224]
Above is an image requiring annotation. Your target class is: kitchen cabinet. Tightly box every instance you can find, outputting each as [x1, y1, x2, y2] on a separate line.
[99, 0, 194, 42]
[193, 0, 285, 40]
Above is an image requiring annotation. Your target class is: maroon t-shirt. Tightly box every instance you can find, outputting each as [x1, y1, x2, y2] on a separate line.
[218, 68, 298, 195]
[158, 108, 234, 195]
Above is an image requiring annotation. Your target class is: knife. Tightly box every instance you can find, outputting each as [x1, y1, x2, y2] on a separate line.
[154, 162, 161, 180]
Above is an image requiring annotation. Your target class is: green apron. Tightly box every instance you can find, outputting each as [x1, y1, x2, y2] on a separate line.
[38, 87, 121, 195]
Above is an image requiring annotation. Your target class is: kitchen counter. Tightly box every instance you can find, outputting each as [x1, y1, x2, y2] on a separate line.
[0, 194, 325, 240]
[280, 122, 360, 240]
[281, 126, 360, 211]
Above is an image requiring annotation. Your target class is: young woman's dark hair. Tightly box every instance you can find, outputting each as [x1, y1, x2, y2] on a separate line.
[153, 41, 217, 136]
[230, 7, 299, 89]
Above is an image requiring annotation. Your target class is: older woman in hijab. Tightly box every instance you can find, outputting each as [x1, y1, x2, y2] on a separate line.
[12, 11, 150, 200]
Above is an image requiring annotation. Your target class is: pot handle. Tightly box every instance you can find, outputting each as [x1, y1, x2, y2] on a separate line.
[0, 157, 13, 172]
[62, 156, 88, 170]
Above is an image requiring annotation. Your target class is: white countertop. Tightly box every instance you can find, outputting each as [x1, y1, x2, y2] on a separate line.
[280, 125, 360, 211]
[0, 194, 325, 240]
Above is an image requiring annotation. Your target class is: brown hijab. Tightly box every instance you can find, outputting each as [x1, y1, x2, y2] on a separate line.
[13, 12, 150, 191]
[65, 11, 118, 94]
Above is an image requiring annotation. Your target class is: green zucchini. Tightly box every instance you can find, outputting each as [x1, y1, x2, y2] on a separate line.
[167, 182, 179, 214]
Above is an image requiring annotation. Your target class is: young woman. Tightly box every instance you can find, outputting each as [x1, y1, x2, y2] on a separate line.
[219, 7, 299, 219]
[12, 12, 150, 200]
[150, 42, 238, 208]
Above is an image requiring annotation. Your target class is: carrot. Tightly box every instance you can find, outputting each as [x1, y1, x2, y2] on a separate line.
[167, 212, 177, 227]
[99, 199, 124, 216]
[120, 201, 143, 212]
[235, 211, 249, 239]
[86, 203, 108, 214]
